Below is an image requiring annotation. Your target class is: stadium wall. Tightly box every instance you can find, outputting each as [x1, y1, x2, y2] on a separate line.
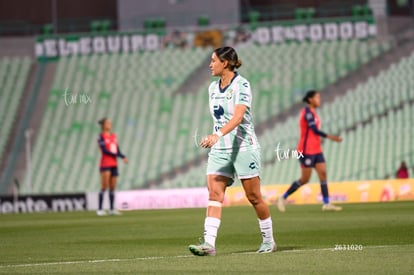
[117, 0, 239, 30]
[0, 193, 86, 214]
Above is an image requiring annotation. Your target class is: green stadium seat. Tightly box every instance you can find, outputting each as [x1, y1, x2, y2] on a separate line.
[248, 11, 260, 25]
[100, 20, 111, 33]
[197, 15, 210, 26]
[90, 20, 101, 33]
[42, 24, 54, 36]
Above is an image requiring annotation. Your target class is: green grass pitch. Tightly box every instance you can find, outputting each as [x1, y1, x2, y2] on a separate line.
[0, 201, 413, 274]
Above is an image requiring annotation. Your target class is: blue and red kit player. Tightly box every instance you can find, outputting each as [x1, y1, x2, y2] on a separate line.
[277, 91, 343, 211]
[97, 118, 128, 216]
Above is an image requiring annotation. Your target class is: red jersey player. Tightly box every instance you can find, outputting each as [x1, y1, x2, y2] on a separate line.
[97, 118, 128, 216]
[277, 91, 343, 211]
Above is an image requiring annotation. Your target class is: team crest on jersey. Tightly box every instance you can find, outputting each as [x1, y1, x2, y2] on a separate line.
[226, 89, 233, 100]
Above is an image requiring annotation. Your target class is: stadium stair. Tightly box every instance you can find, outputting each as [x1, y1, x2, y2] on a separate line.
[0, 57, 31, 161]
[0, 57, 34, 193]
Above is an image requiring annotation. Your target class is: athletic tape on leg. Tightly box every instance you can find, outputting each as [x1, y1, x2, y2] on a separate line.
[208, 201, 222, 208]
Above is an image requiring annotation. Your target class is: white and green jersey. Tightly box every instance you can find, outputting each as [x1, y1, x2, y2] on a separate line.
[208, 73, 260, 152]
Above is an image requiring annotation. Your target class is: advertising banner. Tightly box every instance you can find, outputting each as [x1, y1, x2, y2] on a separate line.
[250, 21, 376, 44]
[87, 188, 209, 211]
[86, 179, 414, 211]
[35, 19, 376, 60]
[224, 179, 414, 206]
[0, 193, 87, 214]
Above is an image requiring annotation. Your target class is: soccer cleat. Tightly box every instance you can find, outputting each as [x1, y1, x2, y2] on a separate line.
[257, 241, 277, 253]
[188, 242, 216, 256]
[322, 204, 343, 211]
[277, 196, 286, 212]
[96, 210, 107, 216]
[109, 209, 122, 216]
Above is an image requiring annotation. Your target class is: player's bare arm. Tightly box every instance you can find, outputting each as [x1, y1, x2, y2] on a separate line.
[327, 134, 343, 142]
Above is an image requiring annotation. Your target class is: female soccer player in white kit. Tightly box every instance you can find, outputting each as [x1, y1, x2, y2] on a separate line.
[188, 47, 276, 256]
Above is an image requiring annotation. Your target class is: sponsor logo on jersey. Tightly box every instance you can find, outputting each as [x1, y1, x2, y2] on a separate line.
[239, 92, 250, 103]
[240, 96, 249, 102]
[213, 105, 225, 120]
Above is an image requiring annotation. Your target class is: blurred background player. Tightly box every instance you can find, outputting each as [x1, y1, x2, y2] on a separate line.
[396, 161, 409, 179]
[97, 118, 128, 216]
[277, 91, 343, 212]
[188, 47, 276, 256]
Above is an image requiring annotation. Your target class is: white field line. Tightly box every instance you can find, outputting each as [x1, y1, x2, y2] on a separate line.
[230, 244, 412, 255]
[0, 244, 412, 269]
[0, 255, 194, 269]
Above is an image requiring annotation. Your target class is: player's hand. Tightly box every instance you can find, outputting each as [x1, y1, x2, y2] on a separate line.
[123, 158, 128, 164]
[200, 134, 220, 148]
[331, 135, 343, 142]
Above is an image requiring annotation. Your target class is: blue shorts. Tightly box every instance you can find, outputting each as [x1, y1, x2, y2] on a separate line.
[299, 153, 325, 168]
[100, 166, 119, 177]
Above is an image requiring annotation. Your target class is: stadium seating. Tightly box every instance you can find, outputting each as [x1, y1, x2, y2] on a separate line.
[22, 48, 211, 194]
[254, 48, 414, 183]
[237, 39, 390, 123]
[21, 39, 394, 193]
[0, 56, 31, 163]
[166, 49, 414, 187]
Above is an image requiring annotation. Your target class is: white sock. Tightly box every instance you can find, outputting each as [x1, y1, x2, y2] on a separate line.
[258, 217, 274, 243]
[204, 217, 221, 247]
